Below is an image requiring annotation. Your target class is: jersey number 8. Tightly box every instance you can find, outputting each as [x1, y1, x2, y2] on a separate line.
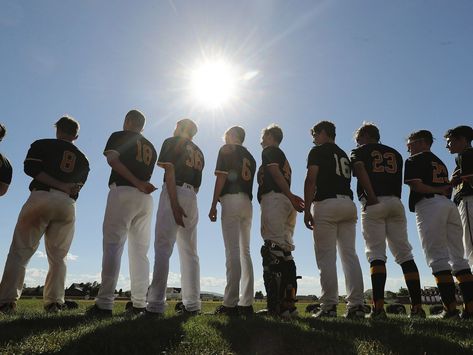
[60, 151, 76, 173]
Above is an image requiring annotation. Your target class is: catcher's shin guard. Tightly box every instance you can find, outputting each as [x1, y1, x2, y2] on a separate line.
[261, 241, 299, 314]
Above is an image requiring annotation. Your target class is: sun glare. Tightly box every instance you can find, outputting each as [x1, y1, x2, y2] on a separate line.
[190, 59, 238, 110]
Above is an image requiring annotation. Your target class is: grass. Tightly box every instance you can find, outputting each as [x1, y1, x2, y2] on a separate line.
[1, 300, 473, 354]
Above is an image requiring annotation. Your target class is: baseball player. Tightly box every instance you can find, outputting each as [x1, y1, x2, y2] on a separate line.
[86, 110, 157, 317]
[0, 124, 12, 197]
[0, 116, 89, 314]
[351, 123, 424, 319]
[405, 129, 473, 319]
[304, 121, 365, 319]
[444, 125, 473, 268]
[147, 118, 204, 316]
[257, 124, 304, 318]
[208, 126, 256, 316]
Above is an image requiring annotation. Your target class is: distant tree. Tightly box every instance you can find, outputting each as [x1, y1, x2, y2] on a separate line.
[118, 289, 123, 297]
[255, 291, 264, 300]
[385, 291, 397, 299]
[398, 287, 409, 296]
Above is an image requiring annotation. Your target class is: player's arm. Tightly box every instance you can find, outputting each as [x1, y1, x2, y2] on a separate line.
[208, 172, 227, 222]
[0, 182, 9, 196]
[160, 163, 187, 227]
[105, 151, 156, 194]
[405, 180, 451, 196]
[267, 165, 304, 212]
[352, 161, 379, 206]
[303, 165, 318, 230]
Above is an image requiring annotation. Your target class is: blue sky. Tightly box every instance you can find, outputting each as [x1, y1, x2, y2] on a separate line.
[1, 0, 472, 296]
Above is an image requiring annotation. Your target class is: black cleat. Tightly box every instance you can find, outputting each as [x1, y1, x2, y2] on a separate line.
[430, 308, 460, 320]
[175, 301, 200, 316]
[84, 304, 112, 318]
[124, 301, 146, 316]
[0, 302, 16, 315]
[237, 305, 254, 316]
[214, 305, 238, 316]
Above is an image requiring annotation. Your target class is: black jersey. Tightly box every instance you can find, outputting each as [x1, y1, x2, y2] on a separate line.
[350, 143, 403, 200]
[104, 130, 157, 187]
[0, 153, 12, 185]
[307, 143, 353, 201]
[215, 144, 256, 200]
[158, 136, 204, 189]
[404, 151, 450, 212]
[257, 146, 292, 202]
[24, 139, 89, 200]
[453, 147, 473, 204]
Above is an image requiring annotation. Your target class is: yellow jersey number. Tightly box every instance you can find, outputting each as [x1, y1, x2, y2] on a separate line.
[136, 140, 153, 166]
[185, 145, 204, 171]
[60, 151, 76, 173]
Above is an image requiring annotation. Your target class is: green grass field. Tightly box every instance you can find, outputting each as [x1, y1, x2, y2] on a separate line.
[1, 300, 473, 354]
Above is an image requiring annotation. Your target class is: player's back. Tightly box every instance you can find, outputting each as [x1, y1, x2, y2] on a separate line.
[105, 130, 157, 187]
[158, 136, 205, 189]
[217, 144, 256, 200]
[308, 143, 353, 201]
[351, 143, 403, 200]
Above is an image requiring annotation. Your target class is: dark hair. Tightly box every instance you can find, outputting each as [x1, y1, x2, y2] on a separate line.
[177, 118, 198, 137]
[444, 125, 473, 144]
[125, 110, 146, 130]
[55, 116, 80, 137]
[354, 123, 380, 142]
[407, 130, 434, 146]
[311, 121, 336, 139]
[0, 123, 6, 140]
[225, 126, 245, 143]
[262, 124, 283, 144]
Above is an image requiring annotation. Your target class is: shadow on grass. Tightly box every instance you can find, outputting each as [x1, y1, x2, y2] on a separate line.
[0, 313, 87, 345]
[55, 314, 188, 355]
[210, 315, 473, 355]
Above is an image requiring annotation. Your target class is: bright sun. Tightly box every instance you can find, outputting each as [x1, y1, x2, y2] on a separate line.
[190, 58, 238, 110]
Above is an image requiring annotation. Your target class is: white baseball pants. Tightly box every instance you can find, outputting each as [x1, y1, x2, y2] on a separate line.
[147, 185, 200, 313]
[458, 195, 473, 268]
[415, 194, 469, 273]
[361, 196, 414, 264]
[0, 190, 75, 306]
[220, 193, 254, 307]
[312, 196, 364, 310]
[260, 191, 297, 252]
[95, 185, 153, 310]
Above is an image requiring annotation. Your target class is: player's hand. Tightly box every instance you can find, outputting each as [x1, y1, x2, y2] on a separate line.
[60, 182, 82, 195]
[450, 175, 462, 187]
[172, 204, 187, 227]
[290, 194, 305, 212]
[438, 185, 452, 196]
[304, 210, 314, 230]
[137, 181, 157, 194]
[208, 206, 217, 222]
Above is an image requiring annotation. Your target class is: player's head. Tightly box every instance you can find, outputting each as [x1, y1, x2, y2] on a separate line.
[224, 126, 245, 144]
[311, 121, 336, 145]
[260, 124, 283, 148]
[406, 130, 433, 155]
[55, 116, 79, 141]
[444, 125, 473, 154]
[0, 123, 6, 142]
[174, 118, 198, 139]
[124, 110, 146, 132]
[354, 122, 380, 146]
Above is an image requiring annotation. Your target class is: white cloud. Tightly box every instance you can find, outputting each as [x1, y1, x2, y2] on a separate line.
[34, 250, 47, 258]
[66, 253, 78, 261]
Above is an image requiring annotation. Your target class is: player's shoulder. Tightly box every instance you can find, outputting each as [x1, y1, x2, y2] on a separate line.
[461, 147, 473, 158]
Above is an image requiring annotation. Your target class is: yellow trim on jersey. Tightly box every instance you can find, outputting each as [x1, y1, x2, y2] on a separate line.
[370, 265, 386, 274]
[157, 161, 174, 168]
[266, 163, 279, 167]
[403, 272, 420, 281]
[462, 174, 473, 178]
[103, 149, 120, 156]
[455, 273, 473, 283]
[214, 170, 228, 176]
[24, 158, 42, 162]
[435, 274, 454, 284]
[404, 178, 422, 183]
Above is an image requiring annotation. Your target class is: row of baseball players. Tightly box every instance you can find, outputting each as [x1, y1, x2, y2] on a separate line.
[0, 113, 472, 320]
